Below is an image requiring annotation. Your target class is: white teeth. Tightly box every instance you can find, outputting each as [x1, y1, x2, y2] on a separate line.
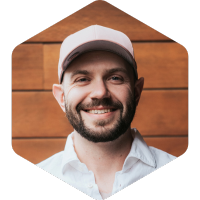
[87, 109, 112, 114]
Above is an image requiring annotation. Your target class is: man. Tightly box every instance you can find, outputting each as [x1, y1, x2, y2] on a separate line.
[37, 25, 176, 200]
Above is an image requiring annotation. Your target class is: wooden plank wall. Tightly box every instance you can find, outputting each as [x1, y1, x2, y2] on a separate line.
[12, 1, 188, 164]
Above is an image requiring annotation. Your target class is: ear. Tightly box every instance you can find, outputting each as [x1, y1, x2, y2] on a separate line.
[52, 84, 65, 112]
[134, 77, 144, 106]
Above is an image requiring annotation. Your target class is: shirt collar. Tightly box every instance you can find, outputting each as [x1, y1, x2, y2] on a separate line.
[61, 129, 157, 173]
[122, 128, 156, 172]
[61, 132, 80, 173]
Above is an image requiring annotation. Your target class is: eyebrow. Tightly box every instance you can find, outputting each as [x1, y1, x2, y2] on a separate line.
[70, 67, 128, 79]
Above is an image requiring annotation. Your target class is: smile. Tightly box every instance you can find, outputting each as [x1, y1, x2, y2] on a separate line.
[83, 108, 117, 114]
[81, 107, 119, 121]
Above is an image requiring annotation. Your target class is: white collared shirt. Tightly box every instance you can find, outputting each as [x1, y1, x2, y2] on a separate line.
[37, 129, 176, 200]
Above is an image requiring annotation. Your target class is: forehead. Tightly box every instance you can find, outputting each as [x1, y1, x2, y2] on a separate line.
[64, 51, 132, 75]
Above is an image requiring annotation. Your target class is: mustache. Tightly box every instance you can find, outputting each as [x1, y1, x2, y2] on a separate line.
[76, 98, 123, 112]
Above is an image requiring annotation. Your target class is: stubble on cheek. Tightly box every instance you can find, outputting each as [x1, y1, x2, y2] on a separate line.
[64, 100, 82, 130]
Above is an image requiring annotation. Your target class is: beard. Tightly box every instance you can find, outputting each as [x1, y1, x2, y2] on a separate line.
[64, 92, 136, 143]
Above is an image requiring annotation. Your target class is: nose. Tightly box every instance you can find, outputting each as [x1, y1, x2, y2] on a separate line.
[89, 79, 110, 99]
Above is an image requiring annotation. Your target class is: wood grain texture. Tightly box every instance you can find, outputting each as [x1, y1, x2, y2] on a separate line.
[43, 44, 60, 88]
[132, 90, 188, 136]
[12, 138, 66, 164]
[145, 137, 188, 158]
[43, 42, 188, 89]
[26, 1, 170, 43]
[12, 137, 188, 164]
[134, 42, 188, 88]
[12, 90, 188, 138]
[12, 44, 43, 90]
[12, 91, 74, 138]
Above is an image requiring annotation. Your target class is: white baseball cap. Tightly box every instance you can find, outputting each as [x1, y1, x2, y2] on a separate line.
[58, 25, 138, 83]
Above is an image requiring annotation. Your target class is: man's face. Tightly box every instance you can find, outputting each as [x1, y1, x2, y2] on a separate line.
[62, 51, 136, 143]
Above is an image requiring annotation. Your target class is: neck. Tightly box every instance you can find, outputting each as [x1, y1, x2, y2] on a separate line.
[72, 127, 133, 176]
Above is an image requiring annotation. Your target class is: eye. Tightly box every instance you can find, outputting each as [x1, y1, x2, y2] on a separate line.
[111, 76, 121, 80]
[77, 78, 88, 82]
[112, 76, 120, 80]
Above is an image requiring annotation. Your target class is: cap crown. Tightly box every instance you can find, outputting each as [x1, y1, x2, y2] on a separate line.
[58, 25, 135, 83]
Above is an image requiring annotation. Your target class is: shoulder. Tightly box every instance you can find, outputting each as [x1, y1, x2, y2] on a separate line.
[149, 146, 176, 168]
[36, 151, 64, 173]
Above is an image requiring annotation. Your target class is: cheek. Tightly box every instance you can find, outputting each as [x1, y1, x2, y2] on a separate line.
[65, 86, 90, 107]
[109, 84, 134, 104]
[64, 84, 78, 98]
